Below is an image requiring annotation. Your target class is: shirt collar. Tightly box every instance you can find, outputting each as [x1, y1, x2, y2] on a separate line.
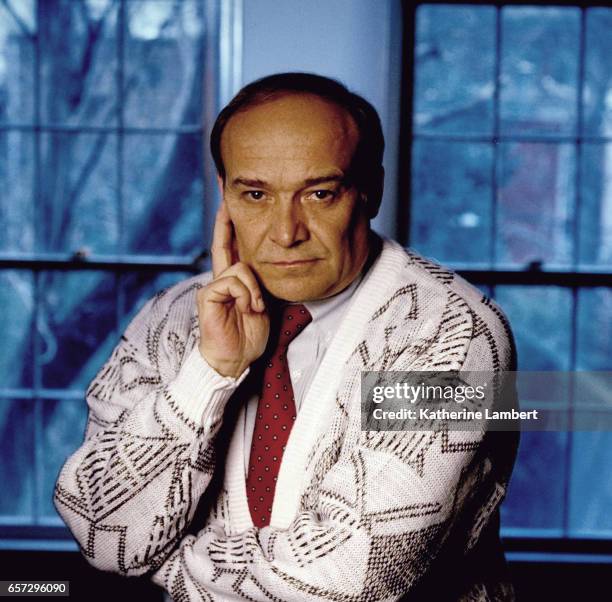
[303, 275, 362, 324]
[301, 232, 382, 325]
[291, 273, 362, 346]
[287, 235, 382, 337]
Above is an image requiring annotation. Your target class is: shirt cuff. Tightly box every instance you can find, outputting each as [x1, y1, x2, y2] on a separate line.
[167, 346, 249, 429]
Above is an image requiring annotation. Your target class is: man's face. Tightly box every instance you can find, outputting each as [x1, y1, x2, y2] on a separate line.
[219, 93, 372, 302]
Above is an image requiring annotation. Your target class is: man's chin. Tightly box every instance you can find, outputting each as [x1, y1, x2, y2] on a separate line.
[260, 277, 329, 303]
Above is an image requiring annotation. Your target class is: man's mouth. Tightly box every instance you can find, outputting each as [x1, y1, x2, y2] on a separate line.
[267, 259, 320, 267]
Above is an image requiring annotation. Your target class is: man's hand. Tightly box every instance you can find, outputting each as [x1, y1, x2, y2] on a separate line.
[197, 202, 270, 378]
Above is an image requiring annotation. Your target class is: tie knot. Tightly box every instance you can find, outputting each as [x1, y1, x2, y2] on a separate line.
[278, 304, 312, 346]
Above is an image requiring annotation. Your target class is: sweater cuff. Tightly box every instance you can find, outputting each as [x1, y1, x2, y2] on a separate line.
[167, 347, 249, 430]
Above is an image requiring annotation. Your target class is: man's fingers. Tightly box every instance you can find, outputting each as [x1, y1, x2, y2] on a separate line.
[200, 276, 254, 314]
[219, 262, 265, 312]
[210, 202, 264, 312]
[210, 262, 265, 312]
[211, 202, 235, 278]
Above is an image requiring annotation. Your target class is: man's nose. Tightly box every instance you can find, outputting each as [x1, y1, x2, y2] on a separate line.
[269, 199, 309, 247]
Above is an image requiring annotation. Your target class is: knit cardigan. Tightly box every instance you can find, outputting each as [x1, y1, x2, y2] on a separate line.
[54, 238, 519, 601]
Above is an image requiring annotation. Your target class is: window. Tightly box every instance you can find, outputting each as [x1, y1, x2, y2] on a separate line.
[404, 2, 612, 541]
[0, 0, 222, 547]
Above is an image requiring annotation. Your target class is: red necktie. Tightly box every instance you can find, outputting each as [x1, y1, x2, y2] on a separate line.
[246, 304, 312, 527]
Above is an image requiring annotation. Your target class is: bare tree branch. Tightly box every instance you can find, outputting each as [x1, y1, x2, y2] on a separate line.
[56, 132, 110, 244]
[418, 97, 489, 129]
[70, 0, 118, 121]
[169, 0, 198, 125]
[81, 0, 117, 78]
[0, 0, 34, 38]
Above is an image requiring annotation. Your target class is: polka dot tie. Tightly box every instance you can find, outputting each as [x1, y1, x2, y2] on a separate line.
[246, 304, 312, 527]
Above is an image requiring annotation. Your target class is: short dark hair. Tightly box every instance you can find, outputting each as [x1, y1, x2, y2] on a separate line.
[210, 72, 384, 205]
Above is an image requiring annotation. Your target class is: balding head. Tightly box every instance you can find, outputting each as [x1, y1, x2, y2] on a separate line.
[210, 72, 384, 216]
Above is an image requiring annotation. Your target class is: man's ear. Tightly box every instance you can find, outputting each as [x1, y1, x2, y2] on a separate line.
[215, 175, 239, 262]
[216, 174, 224, 195]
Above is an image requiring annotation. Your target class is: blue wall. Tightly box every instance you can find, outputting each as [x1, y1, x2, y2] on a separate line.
[240, 0, 403, 237]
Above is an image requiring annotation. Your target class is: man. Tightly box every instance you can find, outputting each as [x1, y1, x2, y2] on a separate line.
[55, 73, 518, 601]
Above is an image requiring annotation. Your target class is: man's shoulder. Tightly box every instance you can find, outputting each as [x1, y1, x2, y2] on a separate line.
[128, 271, 213, 334]
[375, 239, 461, 300]
[379, 240, 483, 304]
[148, 271, 213, 312]
[380, 239, 507, 317]
[372, 239, 514, 364]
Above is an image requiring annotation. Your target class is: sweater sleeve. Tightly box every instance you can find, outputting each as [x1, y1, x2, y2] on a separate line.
[53, 289, 248, 575]
[150, 298, 519, 601]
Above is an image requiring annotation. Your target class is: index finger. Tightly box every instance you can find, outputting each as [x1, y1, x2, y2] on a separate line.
[211, 201, 235, 278]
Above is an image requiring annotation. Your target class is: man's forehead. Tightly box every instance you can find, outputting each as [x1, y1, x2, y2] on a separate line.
[221, 94, 359, 160]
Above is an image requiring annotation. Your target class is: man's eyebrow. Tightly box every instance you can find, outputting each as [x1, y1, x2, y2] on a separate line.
[232, 177, 268, 188]
[302, 175, 345, 187]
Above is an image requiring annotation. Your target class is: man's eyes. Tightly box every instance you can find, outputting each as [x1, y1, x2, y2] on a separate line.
[244, 190, 266, 201]
[306, 189, 337, 201]
[241, 189, 338, 202]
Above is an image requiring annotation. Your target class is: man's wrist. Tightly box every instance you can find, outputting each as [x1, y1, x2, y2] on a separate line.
[198, 347, 248, 379]
[168, 347, 249, 428]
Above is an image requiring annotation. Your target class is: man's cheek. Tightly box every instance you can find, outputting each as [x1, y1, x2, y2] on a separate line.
[236, 235, 264, 267]
[235, 238, 250, 262]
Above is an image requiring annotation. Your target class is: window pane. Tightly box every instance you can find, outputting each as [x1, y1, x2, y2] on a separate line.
[0, 132, 34, 252]
[495, 286, 572, 371]
[40, 271, 117, 390]
[123, 133, 203, 255]
[497, 142, 575, 267]
[39, 133, 119, 253]
[583, 8, 612, 136]
[579, 143, 612, 267]
[124, 0, 204, 128]
[413, 5, 496, 136]
[0, 399, 34, 519]
[0, 0, 35, 124]
[0, 271, 34, 389]
[410, 140, 492, 264]
[569, 432, 612, 536]
[500, 7, 580, 136]
[42, 398, 88, 519]
[501, 431, 567, 532]
[576, 288, 612, 370]
[39, 0, 118, 127]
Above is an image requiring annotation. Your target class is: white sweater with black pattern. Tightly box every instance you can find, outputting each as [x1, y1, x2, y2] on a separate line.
[54, 237, 519, 601]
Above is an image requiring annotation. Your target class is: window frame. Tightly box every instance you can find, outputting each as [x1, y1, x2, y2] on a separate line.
[400, 0, 612, 555]
[0, 0, 243, 549]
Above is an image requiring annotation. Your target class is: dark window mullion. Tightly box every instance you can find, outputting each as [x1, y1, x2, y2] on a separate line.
[116, 1, 126, 335]
[397, 0, 417, 245]
[32, 3, 43, 526]
[412, 132, 612, 144]
[0, 124, 204, 135]
[117, 0, 126, 256]
[0, 256, 203, 272]
[490, 6, 503, 269]
[32, 271, 42, 525]
[33, 0, 41, 253]
[32, 270, 42, 432]
[563, 286, 581, 538]
[0, 390, 85, 401]
[563, 6, 588, 540]
[116, 271, 124, 342]
[32, 398, 43, 524]
[573, 7, 587, 270]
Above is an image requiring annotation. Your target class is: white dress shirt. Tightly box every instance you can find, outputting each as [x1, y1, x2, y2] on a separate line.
[243, 276, 362, 475]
